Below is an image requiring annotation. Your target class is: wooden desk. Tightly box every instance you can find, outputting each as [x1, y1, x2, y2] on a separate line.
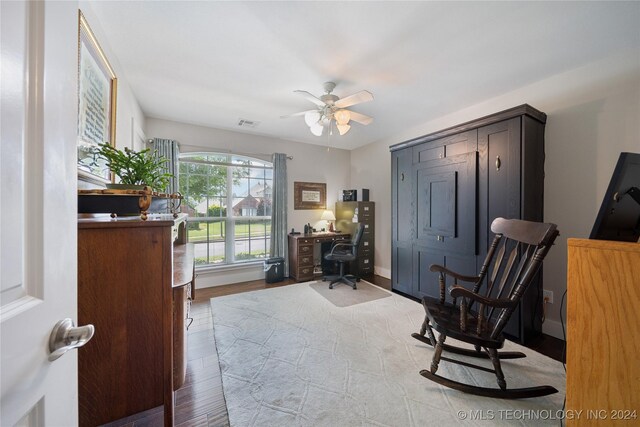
[78, 214, 194, 427]
[567, 238, 640, 425]
[288, 232, 350, 281]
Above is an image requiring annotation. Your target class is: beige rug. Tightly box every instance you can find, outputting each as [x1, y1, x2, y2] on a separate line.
[309, 279, 391, 307]
[210, 281, 565, 426]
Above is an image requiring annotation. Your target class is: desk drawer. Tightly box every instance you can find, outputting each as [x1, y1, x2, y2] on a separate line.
[298, 244, 313, 256]
[297, 266, 314, 280]
[298, 254, 313, 267]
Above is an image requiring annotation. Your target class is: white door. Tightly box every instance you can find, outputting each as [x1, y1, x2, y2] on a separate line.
[1, 1, 84, 425]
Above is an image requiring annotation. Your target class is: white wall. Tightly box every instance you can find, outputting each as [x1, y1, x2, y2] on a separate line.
[351, 51, 640, 337]
[145, 118, 351, 286]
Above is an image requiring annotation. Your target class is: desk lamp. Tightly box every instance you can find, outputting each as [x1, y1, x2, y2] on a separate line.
[321, 210, 336, 232]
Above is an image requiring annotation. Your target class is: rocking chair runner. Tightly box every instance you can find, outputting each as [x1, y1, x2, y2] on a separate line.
[412, 217, 560, 399]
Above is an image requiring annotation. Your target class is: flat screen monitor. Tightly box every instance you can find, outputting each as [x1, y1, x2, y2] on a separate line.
[589, 152, 640, 242]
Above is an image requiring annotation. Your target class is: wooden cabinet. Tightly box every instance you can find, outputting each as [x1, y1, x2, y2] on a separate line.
[566, 239, 640, 426]
[335, 201, 375, 276]
[390, 105, 547, 343]
[78, 214, 194, 427]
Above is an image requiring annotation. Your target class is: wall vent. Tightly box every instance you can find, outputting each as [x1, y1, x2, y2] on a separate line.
[238, 119, 259, 128]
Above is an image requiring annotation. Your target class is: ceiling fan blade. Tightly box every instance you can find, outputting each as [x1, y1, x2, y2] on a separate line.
[334, 90, 374, 108]
[348, 111, 374, 126]
[294, 90, 326, 107]
[280, 110, 316, 119]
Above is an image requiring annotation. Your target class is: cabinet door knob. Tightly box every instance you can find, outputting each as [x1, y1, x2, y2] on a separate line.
[401, 172, 405, 181]
[496, 155, 501, 171]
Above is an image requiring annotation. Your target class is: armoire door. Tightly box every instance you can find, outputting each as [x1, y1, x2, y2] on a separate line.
[478, 117, 521, 253]
[391, 149, 413, 294]
[478, 117, 522, 338]
[413, 151, 478, 298]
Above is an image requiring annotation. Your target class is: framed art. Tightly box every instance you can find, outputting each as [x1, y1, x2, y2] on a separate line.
[294, 182, 326, 210]
[77, 10, 118, 183]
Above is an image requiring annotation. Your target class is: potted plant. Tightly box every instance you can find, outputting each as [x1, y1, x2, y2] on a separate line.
[96, 142, 172, 191]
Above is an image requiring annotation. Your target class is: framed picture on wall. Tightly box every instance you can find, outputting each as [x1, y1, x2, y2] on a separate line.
[77, 10, 118, 184]
[294, 182, 326, 210]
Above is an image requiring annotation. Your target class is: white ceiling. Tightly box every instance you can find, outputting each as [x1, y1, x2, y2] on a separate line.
[89, 1, 640, 150]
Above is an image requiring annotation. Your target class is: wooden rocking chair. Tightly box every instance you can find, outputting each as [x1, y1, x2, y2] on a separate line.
[411, 218, 559, 399]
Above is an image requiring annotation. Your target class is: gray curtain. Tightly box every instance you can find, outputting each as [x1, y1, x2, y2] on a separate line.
[270, 153, 288, 276]
[152, 138, 179, 194]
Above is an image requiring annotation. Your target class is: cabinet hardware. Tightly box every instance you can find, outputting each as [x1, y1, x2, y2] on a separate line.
[496, 155, 501, 171]
[401, 173, 405, 181]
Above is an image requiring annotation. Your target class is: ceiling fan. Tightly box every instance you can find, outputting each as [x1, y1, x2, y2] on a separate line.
[281, 82, 374, 136]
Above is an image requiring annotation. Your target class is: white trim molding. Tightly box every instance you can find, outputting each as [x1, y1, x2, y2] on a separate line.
[374, 266, 391, 279]
[195, 262, 265, 288]
[542, 318, 566, 341]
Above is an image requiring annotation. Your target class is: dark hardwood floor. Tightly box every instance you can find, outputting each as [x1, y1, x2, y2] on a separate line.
[106, 274, 565, 426]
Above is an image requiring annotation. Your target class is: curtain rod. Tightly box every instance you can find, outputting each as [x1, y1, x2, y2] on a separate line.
[148, 139, 293, 160]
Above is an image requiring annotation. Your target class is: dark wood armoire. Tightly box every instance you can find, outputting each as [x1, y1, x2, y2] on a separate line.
[390, 104, 547, 343]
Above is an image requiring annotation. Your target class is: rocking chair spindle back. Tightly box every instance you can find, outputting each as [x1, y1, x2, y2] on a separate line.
[411, 217, 559, 399]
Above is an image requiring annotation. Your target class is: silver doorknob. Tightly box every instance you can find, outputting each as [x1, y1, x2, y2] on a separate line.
[48, 318, 94, 362]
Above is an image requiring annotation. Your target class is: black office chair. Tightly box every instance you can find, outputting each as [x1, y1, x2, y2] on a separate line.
[323, 223, 365, 290]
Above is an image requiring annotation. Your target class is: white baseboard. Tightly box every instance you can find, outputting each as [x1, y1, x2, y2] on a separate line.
[542, 318, 566, 340]
[374, 266, 391, 279]
[196, 264, 264, 288]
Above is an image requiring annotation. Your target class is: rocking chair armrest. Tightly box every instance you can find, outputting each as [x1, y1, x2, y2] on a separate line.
[449, 286, 517, 309]
[429, 264, 479, 283]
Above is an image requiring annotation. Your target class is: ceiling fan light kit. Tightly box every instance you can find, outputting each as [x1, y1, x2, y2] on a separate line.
[336, 124, 351, 136]
[283, 81, 374, 137]
[334, 109, 351, 125]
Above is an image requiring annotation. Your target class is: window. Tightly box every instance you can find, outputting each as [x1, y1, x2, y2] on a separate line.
[179, 153, 272, 267]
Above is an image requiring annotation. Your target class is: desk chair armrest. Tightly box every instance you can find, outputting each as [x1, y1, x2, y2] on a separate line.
[449, 286, 517, 309]
[429, 264, 479, 283]
[330, 242, 354, 255]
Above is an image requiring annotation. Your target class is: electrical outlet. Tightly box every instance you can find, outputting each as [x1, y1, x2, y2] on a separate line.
[543, 290, 554, 304]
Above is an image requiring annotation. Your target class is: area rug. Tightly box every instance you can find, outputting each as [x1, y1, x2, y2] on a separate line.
[308, 279, 391, 307]
[210, 281, 565, 426]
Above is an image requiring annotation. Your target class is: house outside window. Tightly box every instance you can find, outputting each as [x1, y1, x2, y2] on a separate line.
[178, 153, 272, 267]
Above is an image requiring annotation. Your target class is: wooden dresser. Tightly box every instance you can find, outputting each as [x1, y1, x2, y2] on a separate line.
[567, 238, 640, 425]
[78, 214, 194, 427]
